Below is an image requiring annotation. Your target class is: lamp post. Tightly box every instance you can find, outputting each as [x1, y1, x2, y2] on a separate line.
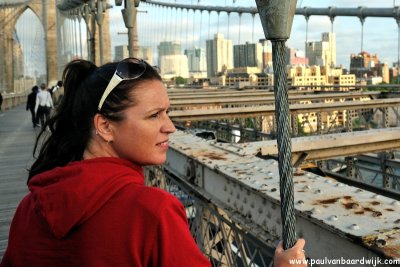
[122, 0, 140, 57]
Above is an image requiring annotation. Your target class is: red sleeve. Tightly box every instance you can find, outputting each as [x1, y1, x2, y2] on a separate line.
[0, 249, 11, 267]
[151, 196, 211, 267]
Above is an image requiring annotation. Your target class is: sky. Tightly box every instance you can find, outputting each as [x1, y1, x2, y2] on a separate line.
[13, 0, 400, 76]
[108, 0, 400, 68]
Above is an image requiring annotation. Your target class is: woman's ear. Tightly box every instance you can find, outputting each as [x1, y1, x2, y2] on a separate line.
[93, 113, 114, 143]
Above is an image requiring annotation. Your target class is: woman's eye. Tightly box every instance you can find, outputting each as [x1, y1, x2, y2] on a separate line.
[150, 112, 160, 118]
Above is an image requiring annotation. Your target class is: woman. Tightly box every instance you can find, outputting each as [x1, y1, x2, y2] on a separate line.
[0, 58, 305, 267]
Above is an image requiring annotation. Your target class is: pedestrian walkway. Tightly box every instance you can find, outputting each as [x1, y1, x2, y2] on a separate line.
[0, 105, 39, 259]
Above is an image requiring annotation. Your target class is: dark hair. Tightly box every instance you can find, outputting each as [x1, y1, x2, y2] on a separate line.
[28, 58, 162, 181]
[32, 85, 39, 92]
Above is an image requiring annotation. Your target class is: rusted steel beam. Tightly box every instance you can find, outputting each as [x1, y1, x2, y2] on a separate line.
[170, 92, 379, 108]
[169, 98, 400, 121]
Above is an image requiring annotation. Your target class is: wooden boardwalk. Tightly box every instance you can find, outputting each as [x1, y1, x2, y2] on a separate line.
[0, 105, 38, 259]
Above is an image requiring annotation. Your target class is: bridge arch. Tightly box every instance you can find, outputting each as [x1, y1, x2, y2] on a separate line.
[0, 0, 58, 93]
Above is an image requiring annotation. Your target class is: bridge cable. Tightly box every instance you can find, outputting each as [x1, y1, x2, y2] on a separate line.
[239, 13, 242, 44]
[255, 0, 298, 250]
[227, 12, 230, 40]
[272, 40, 297, 249]
[251, 13, 255, 43]
[186, 9, 190, 50]
[207, 10, 211, 40]
[174, 7, 178, 42]
[217, 11, 220, 34]
[199, 10, 203, 48]
[192, 9, 196, 48]
[78, 14, 83, 58]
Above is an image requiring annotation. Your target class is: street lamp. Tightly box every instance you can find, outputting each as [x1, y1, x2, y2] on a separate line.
[122, 0, 140, 57]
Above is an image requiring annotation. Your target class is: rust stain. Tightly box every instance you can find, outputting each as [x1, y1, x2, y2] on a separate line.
[317, 197, 340, 205]
[362, 233, 400, 258]
[195, 151, 228, 160]
[382, 245, 400, 258]
[372, 211, 383, 217]
[343, 202, 359, 210]
[314, 196, 385, 218]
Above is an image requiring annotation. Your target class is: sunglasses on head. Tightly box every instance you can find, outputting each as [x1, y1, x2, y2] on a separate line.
[98, 57, 147, 111]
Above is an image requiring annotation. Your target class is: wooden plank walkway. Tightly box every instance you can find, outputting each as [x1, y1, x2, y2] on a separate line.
[0, 105, 38, 259]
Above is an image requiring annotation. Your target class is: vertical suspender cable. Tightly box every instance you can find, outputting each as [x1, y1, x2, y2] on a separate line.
[217, 11, 220, 34]
[199, 10, 203, 48]
[272, 40, 297, 249]
[174, 8, 178, 42]
[208, 10, 211, 40]
[238, 12, 242, 44]
[186, 9, 190, 49]
[251, 13, 255, 43]
[227, 12, 230, 40]
[304, 14, 309, 65]
[192, 9, 196, 48]
[359, 14, 365, 79]
[397, 18, 400, 82]
[255, 0, 298, 250]
[74, 15, 79, 58]
[78, 12, 83, 58]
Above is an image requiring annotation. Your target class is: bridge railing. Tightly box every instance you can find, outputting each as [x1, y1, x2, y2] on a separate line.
[1, 93, 26, 110]
[144, 165, 274, 267]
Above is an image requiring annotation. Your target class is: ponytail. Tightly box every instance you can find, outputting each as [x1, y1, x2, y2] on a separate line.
[28, 60, 99, 181]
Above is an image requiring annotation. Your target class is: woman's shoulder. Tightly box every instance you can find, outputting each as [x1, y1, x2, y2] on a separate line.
[117, 183, 184, 217]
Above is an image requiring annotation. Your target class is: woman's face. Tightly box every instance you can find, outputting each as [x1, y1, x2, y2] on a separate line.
[109, 79, 176, 166]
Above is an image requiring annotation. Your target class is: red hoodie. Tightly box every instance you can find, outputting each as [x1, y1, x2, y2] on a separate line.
[0, 157, 211, 267]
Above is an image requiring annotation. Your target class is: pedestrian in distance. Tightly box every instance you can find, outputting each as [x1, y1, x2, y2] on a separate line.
[26, 85, 39, 127]
[0, 92, 3, 112]
[49, 80, 63, 106]
[35, 83, 53, 130]
[0, 58, 306, 267]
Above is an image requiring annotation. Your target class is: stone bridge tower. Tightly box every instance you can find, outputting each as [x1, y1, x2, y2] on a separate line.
[0, 0, 111, 93]
[0, 0, 58, 92]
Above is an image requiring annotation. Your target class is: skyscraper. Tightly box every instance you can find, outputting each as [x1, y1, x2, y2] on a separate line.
[306, 32, 336, 67]
[157, 41, 181, 66]
[114, 45, 129, 61]
[206, 33, 233, 78]
[233, 42, 263, 70]
[184, 47, 207, 75]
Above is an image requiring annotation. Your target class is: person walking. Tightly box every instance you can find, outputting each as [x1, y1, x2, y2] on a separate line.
[26, 85, 39, 127]
[0, 92, 3, 112]
[34, 83, 53, 130]
[0, 58, 305, 267]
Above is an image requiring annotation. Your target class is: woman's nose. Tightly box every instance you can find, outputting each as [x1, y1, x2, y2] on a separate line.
[163, 115, 176, 133]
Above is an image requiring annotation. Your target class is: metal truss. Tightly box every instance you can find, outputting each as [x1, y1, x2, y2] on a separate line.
[144, 165, 274, 267]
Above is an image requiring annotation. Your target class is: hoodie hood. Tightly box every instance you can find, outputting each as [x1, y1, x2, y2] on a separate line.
[28, 157, 143, 239]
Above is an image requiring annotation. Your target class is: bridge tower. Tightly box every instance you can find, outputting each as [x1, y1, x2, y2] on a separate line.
[0, 0, 58, 92]
[0, 0, 112, 93]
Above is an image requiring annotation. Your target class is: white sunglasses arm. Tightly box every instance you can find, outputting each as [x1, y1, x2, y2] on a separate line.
[98, 73, 123, 110]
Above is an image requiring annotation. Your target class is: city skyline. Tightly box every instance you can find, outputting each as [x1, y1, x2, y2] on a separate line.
[109, 0, 400, 69]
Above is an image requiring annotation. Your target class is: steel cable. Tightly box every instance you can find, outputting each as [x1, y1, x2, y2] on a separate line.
[272, 40, 297, 250]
